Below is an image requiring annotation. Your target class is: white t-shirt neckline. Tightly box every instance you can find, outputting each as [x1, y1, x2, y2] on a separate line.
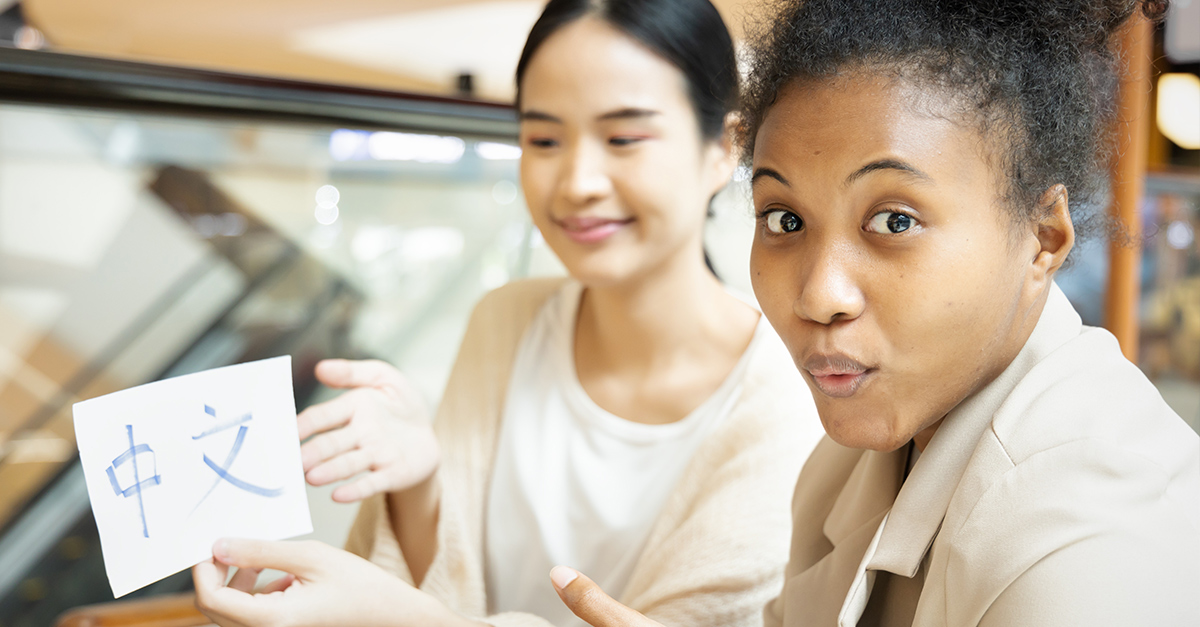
[554, 280, 765, 444]
[483, 279, 767, 624]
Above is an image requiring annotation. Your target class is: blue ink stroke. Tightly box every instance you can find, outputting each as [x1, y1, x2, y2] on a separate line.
[192, 423, 283, 514]
[105, 424, 160, 538]
[191, 412, 252, 440]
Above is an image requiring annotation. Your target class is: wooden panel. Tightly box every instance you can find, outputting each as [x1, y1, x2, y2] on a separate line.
[55, 593, 212, 627]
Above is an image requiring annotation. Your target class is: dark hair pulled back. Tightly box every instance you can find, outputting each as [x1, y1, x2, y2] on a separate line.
[741, 0, 1168, 246]
[515, 0, 739, 142]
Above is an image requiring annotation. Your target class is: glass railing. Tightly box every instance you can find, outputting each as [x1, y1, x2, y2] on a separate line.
[0, 47, 566, 626]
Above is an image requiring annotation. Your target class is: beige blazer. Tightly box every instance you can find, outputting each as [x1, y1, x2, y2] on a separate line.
[766, 285, 1200, 626]
[346, 278, 824, 627]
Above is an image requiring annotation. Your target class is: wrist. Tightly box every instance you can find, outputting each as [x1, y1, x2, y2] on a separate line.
[387, 472, 441, 586]
[396, 583, 486, 627]
[391, 471, 440, 516]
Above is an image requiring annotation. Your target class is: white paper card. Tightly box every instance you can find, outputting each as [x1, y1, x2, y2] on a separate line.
[73, 355, 312, 597]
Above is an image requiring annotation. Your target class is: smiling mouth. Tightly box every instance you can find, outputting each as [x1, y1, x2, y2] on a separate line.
[556, 216, 635, 244]
[803, 353, 876, 398]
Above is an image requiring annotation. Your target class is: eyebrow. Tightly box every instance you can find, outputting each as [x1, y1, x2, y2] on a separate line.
[518, 108, 661, 124]
[597, 107, 660, 121]
[520, 110, 561, 123]
[844, 159, 933, 187]
[751, 167, 790, 187]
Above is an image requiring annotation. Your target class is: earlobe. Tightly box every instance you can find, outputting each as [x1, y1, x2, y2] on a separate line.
[1031, 184, 1075, 282]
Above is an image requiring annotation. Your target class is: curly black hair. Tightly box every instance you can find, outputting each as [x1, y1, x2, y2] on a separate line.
[740, 0, 1168, 244]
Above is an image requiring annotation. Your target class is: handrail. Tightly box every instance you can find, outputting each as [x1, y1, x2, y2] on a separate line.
[0, 47, 518, 138]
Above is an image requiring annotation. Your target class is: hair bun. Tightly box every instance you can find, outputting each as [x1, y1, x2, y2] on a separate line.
[936, 0, 1168, 51]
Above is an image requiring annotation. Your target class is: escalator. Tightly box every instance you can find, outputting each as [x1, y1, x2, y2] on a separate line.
[0, 46, 530, 626]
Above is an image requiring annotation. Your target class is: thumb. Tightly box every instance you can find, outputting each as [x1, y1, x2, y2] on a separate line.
[213, 538, 329, 580]
[315, 359, 407, 392]
[550, 566, 661, 627]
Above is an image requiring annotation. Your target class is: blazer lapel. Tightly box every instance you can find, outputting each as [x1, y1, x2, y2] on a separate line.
[780, 446, 906, 626]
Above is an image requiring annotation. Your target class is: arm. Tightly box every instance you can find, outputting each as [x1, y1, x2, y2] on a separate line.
[297, 358, 442, 583]
[346, 278, 568, 617]
[387, 473, 440, 585]
[977, 518, 1199, 627]
[952, 442, 1200, 626]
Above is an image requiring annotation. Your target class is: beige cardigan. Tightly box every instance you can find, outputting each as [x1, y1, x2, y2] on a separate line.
[766, 285, 1200, 626]
[346, 278, 823, 627]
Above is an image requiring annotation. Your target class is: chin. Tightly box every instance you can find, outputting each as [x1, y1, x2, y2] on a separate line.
[819, 405, 912, 452]
[563, 255, 648, 289]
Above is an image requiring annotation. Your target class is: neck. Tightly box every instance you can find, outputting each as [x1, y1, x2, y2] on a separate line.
[576, 249, 747, 371]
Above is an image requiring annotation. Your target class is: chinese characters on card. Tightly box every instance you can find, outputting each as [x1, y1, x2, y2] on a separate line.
[74, 356, 312, 597]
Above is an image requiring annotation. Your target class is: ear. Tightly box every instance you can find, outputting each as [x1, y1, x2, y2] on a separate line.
[702, 112, 740, 196]
[1027, 184, 1075, 289]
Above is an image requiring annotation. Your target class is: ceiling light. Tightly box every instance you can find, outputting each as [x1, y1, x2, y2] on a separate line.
[1158, 73, 1200, 150]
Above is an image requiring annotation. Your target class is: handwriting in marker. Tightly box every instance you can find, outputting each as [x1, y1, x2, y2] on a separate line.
[105, 425, 161, 538]
[192, 406, 283, 513]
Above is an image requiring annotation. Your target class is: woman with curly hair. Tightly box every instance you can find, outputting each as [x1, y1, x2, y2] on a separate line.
[550, 0, 1200, 625]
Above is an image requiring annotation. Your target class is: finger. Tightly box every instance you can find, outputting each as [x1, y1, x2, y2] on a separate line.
[551, 567, 662, 627]
[193, 561, 255, 627]
[300, 424, 361, 472]
[213, 538, 328, 580]
[306, 449, 373, 487]
[195, 583, 267, 627]
[296, 392, 359, 441]
[316, 359, 408, 392]
[227, 566, 260, 592]
[259, 573, 296, 594]
[193, 558, 229, 595]
[330, 469, 395, 503]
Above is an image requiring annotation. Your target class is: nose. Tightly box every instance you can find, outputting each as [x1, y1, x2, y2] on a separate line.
[561, 140, 613, 205]
[794, 246, 865, 325]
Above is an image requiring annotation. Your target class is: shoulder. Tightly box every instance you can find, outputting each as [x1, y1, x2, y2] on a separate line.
[458, 277, 571, 349]
[937, 327, 1200, 621]
[691, 324, 830, 490]
[471, 276, 571, 323]
[994, 326, 1193, 457]
[979, 325, 1199, 517]
[942, 432, 1200, 624]
[733, 323, 823, 436]
[667, 325, 824, 516]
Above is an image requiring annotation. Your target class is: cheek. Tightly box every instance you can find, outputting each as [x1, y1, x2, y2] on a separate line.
[876, 227, 1020, 353]
[621, 143, 707, 223]
[519, 159, 555, 217]
[750, 244, 802, 340]
[868, 241, 1025, 426]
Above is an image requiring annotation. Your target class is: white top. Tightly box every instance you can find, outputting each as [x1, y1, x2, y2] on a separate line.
[484, 280, 766, 625]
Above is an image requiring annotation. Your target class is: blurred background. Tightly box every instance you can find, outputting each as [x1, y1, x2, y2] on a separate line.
[0, 0, 1195, 625]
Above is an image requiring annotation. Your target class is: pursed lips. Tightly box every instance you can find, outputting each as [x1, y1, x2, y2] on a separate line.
[803, 352, 875, 398]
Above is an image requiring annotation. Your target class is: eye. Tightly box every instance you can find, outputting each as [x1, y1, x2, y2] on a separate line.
[609, 136, 644, 147]
[527, 138, 558, 149]
[764, 210, 803, 234]
[865, 211, 917, 234]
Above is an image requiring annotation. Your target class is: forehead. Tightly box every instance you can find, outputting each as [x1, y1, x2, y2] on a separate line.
[753, 75, 988, 184]
[518, 18, 691, 118]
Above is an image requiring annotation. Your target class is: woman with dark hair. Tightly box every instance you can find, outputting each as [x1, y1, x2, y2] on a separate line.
[191, 0, 822, 625]
[549, 0, 1200, 625]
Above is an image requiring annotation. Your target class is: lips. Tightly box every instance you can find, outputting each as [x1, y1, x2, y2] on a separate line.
[555, 215, 634, 244]
[803, 353, 875, 398]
